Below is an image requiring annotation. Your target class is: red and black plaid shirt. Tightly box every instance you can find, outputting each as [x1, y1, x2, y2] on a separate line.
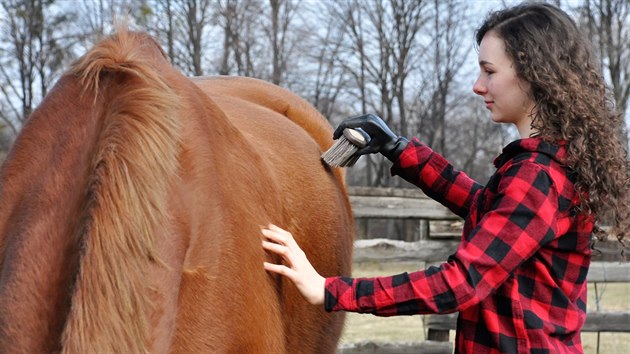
[325, 137, 594, 354]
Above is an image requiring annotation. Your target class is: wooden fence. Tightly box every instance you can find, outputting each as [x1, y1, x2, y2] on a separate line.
[339, 187, 630, 354]
[347, 186, 626, 260]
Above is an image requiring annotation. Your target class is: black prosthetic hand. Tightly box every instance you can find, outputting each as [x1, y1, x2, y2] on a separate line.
[333, 114, 408, 162]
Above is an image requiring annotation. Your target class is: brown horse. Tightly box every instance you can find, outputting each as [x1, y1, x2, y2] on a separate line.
[0, 30, 354, 353]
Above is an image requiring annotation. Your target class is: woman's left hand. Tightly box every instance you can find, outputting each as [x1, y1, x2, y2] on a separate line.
[261, 224, 326, 306]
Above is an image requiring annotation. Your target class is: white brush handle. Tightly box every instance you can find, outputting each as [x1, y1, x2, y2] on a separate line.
[342, 128, 368, 148]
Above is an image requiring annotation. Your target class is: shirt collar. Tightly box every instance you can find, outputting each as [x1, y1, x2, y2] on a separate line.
[493, 137, 567, 168]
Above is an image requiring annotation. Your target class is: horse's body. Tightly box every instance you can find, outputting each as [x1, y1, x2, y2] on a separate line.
[0, 31, 354, 353]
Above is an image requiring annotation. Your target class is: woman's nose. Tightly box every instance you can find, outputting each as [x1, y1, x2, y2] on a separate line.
[473, 77, 486, 96]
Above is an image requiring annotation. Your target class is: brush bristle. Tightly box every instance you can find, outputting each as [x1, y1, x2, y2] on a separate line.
[322, 136, 360, 167]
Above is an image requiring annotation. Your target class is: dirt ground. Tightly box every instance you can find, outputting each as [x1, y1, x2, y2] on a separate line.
[339, 261, 630, 354]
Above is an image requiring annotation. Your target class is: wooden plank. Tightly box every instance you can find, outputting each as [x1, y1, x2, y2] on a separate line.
[350, 195, 460, 220]
[348, 186, 460, 221]
[353, 240, 630, 283]
[425, 314, 456, 331]
[348, 186, 427, 198]
[425, 311, 630, 334]
[591, 240, 628, 262]
[587, 261, 630, 282]
[427, 328, 450, 342]
[584, 312, 630, 332]
[338, 340, 453, 354]
[354, 238, 459, 263]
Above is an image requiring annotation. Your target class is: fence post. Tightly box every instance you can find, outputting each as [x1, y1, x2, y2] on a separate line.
[419, 220, 430, 240]
[403, 220, 418, 241]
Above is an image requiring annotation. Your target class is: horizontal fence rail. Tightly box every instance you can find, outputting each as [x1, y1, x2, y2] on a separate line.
[352, 239, 630, 283]
[348, 186, 460, 220]
[338, 340, 453, 354]
[424, 311, 630, 335]
[348, 186, 627, 259]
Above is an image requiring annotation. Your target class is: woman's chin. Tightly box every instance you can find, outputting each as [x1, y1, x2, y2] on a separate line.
[490, 114, 503, 123]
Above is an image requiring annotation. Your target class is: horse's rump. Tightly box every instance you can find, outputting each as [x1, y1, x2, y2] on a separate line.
[0, 30, 353, 353]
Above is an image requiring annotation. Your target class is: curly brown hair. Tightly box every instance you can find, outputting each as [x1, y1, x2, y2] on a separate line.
[476, 3, 630, 245]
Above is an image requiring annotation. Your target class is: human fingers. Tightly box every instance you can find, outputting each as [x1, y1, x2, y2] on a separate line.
[355, 144, 381, 156]
[261, 240, 294, 266]
[267, 223, 293, 238]
[261, 225, 304, 264]
[261, 227, 287, 246]
[261, 226, 325, 306]
[262, 224, 293, 242]
[333, 115, 372, 139]
[263, 261, 295, 278]
[263, 224, 303, 252]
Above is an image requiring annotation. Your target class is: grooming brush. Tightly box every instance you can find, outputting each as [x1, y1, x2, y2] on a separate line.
[321, 128, 369, 167]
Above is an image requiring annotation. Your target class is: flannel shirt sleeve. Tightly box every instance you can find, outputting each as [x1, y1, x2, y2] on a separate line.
[391, 138, 483, 219]
[325, 162, 562, 316]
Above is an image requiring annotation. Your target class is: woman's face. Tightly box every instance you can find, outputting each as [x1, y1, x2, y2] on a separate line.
[473, 31, 535, 138]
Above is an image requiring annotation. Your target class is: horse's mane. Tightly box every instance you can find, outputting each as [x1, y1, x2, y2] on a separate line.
[60, 29, 181, 353]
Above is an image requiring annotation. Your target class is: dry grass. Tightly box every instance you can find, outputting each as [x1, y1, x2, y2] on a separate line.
[340, 261, 630, 354]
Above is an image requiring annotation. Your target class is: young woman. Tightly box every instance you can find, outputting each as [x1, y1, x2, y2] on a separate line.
[262, 3, 630, 353]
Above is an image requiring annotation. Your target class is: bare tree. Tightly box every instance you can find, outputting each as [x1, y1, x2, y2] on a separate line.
[581, 0, 630, 116]
[76, 0, 109, 37]
[389, 0, 427, 137]
[140, 0, 206, 73]
[217, 0, 242, 75]
[328, 0, 430, 186]
[266, 0, 295, 85]
[73, 0, 147, 43]
[181, 0, 212, 76]
[306, 10, 349, 119]
[140, 0, 211, 76]
[411, 0, 471, 156]
[578, 0, 630, 147]
[214, 0, 262, 77]
[335, 0, 388, 186]
[0, 0, 73, 135]
[149, 0, 178, 62]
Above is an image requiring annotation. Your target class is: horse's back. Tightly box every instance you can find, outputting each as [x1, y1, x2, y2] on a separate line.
[190, 76, 352, 259]
[191, 76, 334, 153]
[182, 76, 354, 353]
